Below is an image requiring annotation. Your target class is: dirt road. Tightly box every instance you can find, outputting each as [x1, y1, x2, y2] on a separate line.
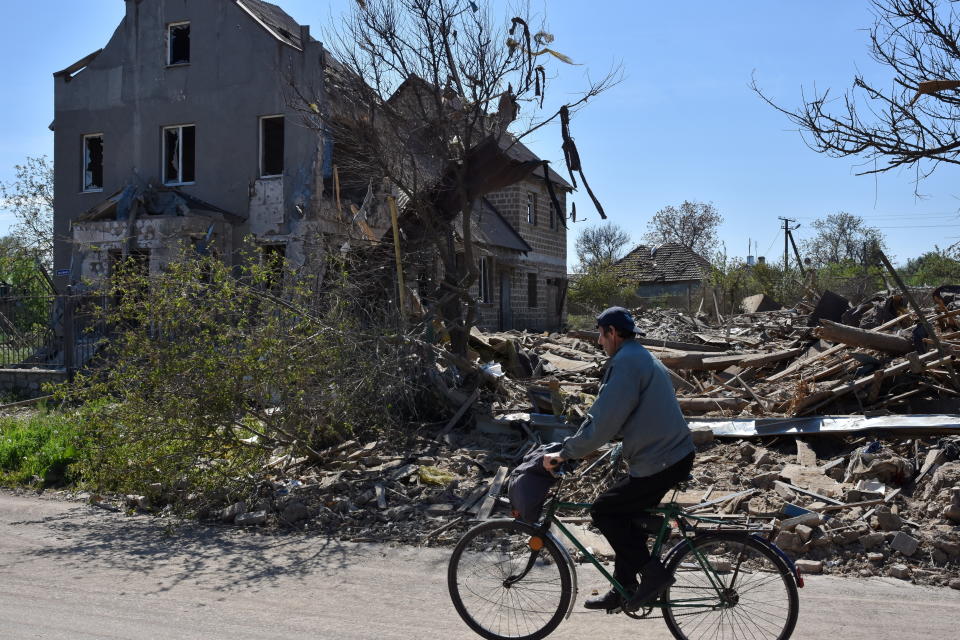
[1, 490, 958, 639]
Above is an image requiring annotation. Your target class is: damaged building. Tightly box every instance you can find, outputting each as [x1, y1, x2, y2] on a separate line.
[51, 0, 570, 332]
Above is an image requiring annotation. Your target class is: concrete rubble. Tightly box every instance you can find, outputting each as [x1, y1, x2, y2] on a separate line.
[74, 289, 960, 589]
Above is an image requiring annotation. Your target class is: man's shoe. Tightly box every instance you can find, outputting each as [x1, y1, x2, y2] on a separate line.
[583, 586, 633, 610]
[624, 560, 674, 611]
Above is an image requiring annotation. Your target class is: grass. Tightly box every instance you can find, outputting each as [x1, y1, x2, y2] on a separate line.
[0, 411, 79, 487]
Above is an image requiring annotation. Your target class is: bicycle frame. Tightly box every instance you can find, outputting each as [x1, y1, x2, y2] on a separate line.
[531, 475, 789, 612]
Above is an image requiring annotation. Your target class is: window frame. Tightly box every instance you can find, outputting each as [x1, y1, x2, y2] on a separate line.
[81, 133, 104, 193]
[162, 124, 196, 186]
[528, 272, 538, 308]
[167, 21, 191, 66]
[526, 192, 538, 225]
[478, 256, 492, 303]
[259, 115, 285, 178]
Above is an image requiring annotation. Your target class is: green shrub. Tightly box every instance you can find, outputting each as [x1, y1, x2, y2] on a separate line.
[58, 245, 432, 512]
[0, 411, 79, 486]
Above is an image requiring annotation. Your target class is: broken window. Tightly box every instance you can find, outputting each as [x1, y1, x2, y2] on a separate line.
[528, 272, 538, 308]
[478, 257, 492, 303]
[260, 116, 284, 177]
[526, 193, 538, 225]
[82, 134, 103, 191]
[168, 22, 190, 65]
[163, 124, 195, 184]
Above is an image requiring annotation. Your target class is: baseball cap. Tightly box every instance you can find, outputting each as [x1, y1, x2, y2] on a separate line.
[595, 306, 644, 336]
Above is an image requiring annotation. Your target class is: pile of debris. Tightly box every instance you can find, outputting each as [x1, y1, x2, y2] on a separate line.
[87, 285, 960, 589]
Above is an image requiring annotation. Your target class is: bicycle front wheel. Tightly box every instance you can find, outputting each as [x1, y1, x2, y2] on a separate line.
[663, 532, 799, 640]
[448, 519, 572, 640]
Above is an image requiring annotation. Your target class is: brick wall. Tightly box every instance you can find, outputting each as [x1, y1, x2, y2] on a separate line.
[476, 177, 570, 332]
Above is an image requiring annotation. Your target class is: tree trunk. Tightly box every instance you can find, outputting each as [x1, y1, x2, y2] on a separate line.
[815, 319, 913, 354]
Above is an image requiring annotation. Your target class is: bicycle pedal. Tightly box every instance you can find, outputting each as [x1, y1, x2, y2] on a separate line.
[605, 606, 623, 615]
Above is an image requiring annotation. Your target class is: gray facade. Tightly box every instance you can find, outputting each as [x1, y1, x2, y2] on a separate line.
[52, 0, 332, 285]
[50, 0, 570, 332]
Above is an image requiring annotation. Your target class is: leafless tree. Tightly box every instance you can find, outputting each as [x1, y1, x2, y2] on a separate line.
[288, 0, 617, 355]
[754, 0, 960, 181]
[644, 200, 722, 256]
[574, 222, 631, 272]
[803, 212, 887, 267]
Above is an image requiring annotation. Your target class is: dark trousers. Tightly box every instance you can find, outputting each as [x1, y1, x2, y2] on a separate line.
[590, 452, 695, 586]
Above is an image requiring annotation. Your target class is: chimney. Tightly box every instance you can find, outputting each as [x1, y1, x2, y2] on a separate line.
[300, 24, 310, 48]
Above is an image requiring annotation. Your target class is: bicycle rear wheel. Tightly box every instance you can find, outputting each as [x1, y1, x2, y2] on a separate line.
[448, 519, 572, 640]
[663, 533, 799, 640]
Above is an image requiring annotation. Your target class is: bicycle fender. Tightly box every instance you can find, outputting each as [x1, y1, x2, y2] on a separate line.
[545, 530, 579, 621]
[750, 534, 804, 588]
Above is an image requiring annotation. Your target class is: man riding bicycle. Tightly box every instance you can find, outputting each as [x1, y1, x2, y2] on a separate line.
[543, 306, 695, 611]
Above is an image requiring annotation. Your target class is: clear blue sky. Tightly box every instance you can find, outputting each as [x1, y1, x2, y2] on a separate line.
[3, 1, 959, 268]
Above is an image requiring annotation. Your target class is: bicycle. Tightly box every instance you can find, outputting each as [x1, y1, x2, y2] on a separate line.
[448, 466, 802, 640]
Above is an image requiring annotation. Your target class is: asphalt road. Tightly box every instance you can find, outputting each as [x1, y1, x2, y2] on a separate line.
[2, 490, 959, 639]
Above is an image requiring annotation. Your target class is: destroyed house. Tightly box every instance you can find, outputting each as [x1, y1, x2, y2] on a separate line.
[461, 139, 573, 333]
[612, 243, 711, 299]
[51, 0, 571, 332]
[52, 0, 356, 286]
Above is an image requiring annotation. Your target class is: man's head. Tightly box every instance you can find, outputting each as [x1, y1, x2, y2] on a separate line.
[595, 306, 642, 357]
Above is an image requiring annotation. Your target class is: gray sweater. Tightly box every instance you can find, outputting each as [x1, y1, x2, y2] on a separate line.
[560, 340, 694, 478]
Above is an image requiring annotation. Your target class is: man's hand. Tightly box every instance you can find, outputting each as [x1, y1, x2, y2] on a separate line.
[543, 454, 566, 475]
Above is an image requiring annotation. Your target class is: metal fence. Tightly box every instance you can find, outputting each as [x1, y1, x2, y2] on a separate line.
[0, 293, 110, 371]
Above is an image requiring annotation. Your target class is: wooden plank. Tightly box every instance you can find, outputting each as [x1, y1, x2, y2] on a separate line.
[566, 330, 727, 353]
[861, 488, 902, 521]
[678, 397, 750, 412]
[438, 388, 481, 437]
[815, 319, 914, 354]
[475, 466, 509, 520]
[375, 483, 387, 509]
[687, 488, 756, 512]
[739, 347, 805, 368]
[457, 483, 489, 513]
[796, 350, 950, 414]
[773, 480, 843, 505]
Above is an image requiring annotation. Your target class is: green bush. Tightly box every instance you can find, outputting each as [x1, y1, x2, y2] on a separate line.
[0, 411, 79, 486]
[58, 245, 432, 512]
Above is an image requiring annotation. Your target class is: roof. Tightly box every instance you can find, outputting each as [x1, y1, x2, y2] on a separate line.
[77, 185, 241, 223]
[500, 136, 574, 191]
[235, 0, 307, 49]
[476, 199, 532, 252]
[452, 199, 532, 254]
[612, 243, 712, 284]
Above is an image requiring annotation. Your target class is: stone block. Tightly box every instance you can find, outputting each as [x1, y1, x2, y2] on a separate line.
[795, 524, 814, 542]
[890, 532, 919, 557]
[795, 559, 822, 574]
[750, 472, 779, 490]
[235, 510, 267, 526]
[873, 510, 902, 532]
[281, 501, 309, 524]
[860, 532, 885, 550]
[886, 563, 911, 580]
[690, 428, 714, 446]
[220, 501, 247, 522]
[944, 504, 960, 523]
[781, 512, 821, 531]
[774, 531, 802, 552]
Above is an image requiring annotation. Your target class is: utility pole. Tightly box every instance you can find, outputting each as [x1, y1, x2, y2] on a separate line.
[779, 217, 801, 300]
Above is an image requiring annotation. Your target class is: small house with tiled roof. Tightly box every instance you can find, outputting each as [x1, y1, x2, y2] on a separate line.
[612, 243, 711, 298]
